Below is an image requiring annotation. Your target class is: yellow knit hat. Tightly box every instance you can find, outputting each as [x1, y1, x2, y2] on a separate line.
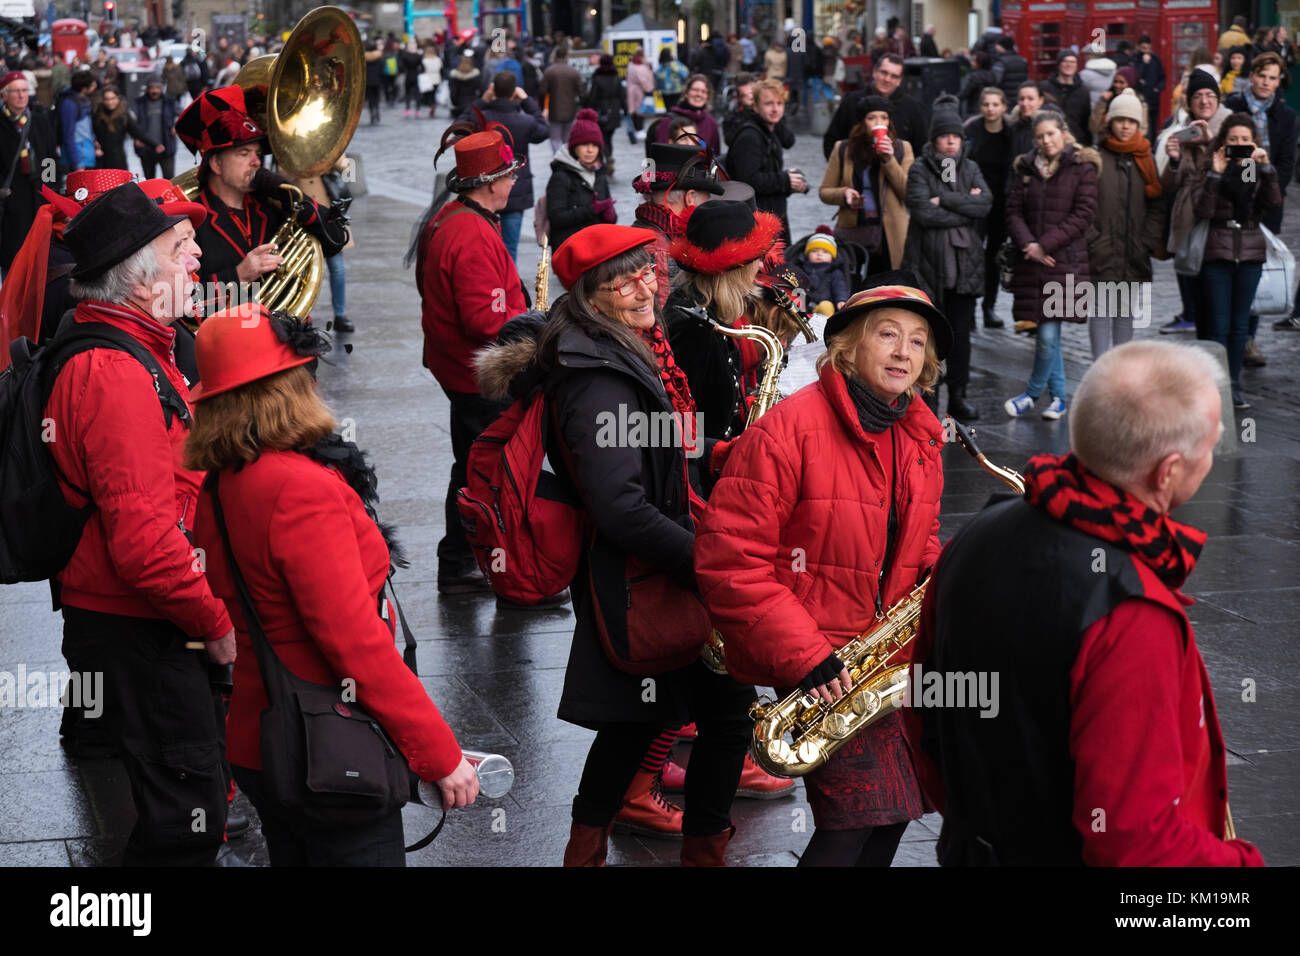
[806, 233, 838, 258]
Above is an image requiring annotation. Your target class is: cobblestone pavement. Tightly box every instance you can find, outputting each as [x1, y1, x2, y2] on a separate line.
[0, 103, 1297, 867]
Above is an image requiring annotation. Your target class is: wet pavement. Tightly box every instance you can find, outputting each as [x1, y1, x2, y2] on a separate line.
[1, 103, 1298, 867]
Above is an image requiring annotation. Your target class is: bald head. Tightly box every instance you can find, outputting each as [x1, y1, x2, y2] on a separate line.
[1071, 341, 1225, 506]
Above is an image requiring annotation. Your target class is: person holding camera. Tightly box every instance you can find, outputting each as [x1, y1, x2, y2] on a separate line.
[724, 78, 806, 242]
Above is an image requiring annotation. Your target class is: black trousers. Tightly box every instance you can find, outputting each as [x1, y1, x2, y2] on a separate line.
[233, 766, 406, 866]
[61, 606, 228, 866]
[572, 661, 755, 836]
[982, 208, 1006, 311]
[937, 290, 976, 392]
[366, 85, 381, 123]
[138, 152, 175, 180]
[438, 387, 510, 577]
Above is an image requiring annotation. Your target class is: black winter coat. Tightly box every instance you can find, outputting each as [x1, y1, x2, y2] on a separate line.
[957, 68, 997, 118]
[824, 86, 926, 159]
[584, 67, 625, 130]
[901, 143, 993, 298]
[475, 313, 709, 726]
[458, 96, 550, 212]
[545, 151, 611, 249]
[1224, 91, 1296, 231]
[1042, 73, 1094, 146]
[1006, 145, 1101, 326]
[91, 110, 155, 171]
[663, 288, 747, 441]
[0, 105, 57, 270]
[724, 109, 793, 231]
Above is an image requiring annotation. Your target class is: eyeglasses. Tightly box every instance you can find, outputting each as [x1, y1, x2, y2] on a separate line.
[599, 265, 657, 297]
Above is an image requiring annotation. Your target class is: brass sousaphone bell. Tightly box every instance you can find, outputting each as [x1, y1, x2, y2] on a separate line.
[174, 6, 364, 318]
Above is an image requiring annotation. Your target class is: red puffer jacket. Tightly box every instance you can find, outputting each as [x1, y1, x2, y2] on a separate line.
[45, 301, 231, 642]
[417, 199, 528, 394]
[192, 449, 463, 782]
[695, 362, 944, 689]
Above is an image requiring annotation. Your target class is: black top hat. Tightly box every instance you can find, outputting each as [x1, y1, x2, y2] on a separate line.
[64, 182, 189, 282]
[824, 268, 953, 360]
[634, 143, 727, 195]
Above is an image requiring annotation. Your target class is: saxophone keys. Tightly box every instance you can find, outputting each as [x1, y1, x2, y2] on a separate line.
[820, 711, 851, 739]
[796, 740, 821, 765]
[767, 739, 793, 765]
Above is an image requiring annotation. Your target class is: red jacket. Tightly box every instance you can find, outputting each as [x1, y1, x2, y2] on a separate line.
[1068, 580, 1263, 866]
[695, 362, 944, 688]
[45, 302, 231, 642]
[192, 449, 463, 782]
[417, 199, 527, 394]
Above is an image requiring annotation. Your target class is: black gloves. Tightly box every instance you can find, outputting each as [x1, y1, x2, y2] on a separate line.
[799, 652, 846, 692]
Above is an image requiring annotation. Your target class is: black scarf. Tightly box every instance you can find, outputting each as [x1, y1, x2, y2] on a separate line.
[458, 193, 501, 226]
[1218, 161, 1256, 222]
[301, 434, 409, 571]
[846, 374, 911, 433]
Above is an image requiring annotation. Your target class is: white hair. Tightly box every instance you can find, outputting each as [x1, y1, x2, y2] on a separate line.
[1070, 341, 1226, 487]
[69, 242, 161, 304]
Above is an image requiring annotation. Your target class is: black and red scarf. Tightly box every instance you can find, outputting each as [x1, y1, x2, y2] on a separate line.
[1023, 452, 1206, 590]
[637, 322, 706, 516]
[634, 201, 691, 239]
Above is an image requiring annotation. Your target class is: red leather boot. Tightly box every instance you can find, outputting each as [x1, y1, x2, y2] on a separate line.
[563, 821, 615, 867]
[614, 769, 684, 838]
[681, 826, 736, 867]
[736, 753, 796, 799]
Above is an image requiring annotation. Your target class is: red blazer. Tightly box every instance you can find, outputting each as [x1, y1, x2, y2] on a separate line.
[193, 449, 462, 782]
[695, 362, 944, 688]
[46, 301, 231, 641]
[417, 199, 527, 394]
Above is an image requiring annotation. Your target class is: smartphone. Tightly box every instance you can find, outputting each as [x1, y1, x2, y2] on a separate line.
[1227, 144, 1254, 160]
[1173, 127, 1203, 143]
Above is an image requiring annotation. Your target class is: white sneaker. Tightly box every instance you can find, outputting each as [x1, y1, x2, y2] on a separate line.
[1004, 393, 1035, 418]
[1042, 397, 1067, 420]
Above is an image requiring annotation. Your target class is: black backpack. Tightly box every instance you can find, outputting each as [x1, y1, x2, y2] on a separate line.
[0, 322, 190, 585]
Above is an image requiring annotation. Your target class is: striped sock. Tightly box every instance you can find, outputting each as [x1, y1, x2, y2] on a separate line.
[638, 728, 680, 775]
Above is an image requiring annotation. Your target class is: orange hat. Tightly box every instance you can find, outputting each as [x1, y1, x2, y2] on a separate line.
[552, 224, 659, 289]
[191, 304, 332, 402]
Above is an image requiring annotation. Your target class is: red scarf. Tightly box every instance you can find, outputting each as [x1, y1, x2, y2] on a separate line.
[1023, 452, 1205, 590]
[637, 323, 707, 517]
[1102, 134, 1163, 199]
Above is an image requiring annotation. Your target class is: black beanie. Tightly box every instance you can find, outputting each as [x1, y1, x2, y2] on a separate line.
[1186, 67, 1220, 101]
[929, 93, 963, 140]
[855, 94, 891, 124]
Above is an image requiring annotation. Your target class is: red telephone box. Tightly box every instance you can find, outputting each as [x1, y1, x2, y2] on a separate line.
[1161, 0, 1218, 118]
[1086, 0, 1161, 64]
[52, 19, 89, 65]
[1001, 2, 1090, 79]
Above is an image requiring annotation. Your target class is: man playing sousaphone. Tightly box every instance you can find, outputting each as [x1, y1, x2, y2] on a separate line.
[174, 85, 349, 316]
[695, 270, 949, 866]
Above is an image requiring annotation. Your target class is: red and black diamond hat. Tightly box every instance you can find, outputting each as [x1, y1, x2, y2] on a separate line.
[175, 85, 267, 157]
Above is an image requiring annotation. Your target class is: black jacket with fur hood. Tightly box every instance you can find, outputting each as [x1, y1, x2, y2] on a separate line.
[474, 305, 715, 726]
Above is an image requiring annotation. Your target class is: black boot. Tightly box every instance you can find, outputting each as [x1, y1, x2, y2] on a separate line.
[948, 388, 980, 423]
[982, 306, 1004, 329]
[332, 316, 355, 333]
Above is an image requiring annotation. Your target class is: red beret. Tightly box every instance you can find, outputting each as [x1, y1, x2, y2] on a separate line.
[1, 70, 26, 91]
[552, 225, 659, 289]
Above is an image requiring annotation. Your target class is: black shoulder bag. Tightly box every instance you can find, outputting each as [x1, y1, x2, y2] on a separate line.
[208, 471, 416, 832]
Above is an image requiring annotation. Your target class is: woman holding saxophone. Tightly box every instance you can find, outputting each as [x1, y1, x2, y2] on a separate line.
[694, 270, 950, 867]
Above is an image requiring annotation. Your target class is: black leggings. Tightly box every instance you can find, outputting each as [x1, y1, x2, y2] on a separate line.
[797, 821, 909, 867]
[572, 662, 754, 836]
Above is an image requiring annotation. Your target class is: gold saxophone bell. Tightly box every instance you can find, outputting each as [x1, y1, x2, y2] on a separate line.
[173, 5, 364, 319]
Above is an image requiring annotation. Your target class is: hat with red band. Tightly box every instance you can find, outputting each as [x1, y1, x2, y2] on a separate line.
[823, 269, 952, 360]
[175, 85, 267, 156]
[40, 168, 135, 221]
[138, 178, 207, 229]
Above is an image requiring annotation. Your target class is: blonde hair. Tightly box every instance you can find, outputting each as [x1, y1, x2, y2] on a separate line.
[674, 259, 762, 325]
[184, 365, 336, 472]
[753, 78, 787, 104]
[815, 309, 941, 396]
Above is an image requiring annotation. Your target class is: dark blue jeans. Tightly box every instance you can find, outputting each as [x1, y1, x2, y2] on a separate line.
[1202, 259, 1264, 389]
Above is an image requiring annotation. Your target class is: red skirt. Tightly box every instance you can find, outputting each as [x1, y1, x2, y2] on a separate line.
[802, 709, 931, 830]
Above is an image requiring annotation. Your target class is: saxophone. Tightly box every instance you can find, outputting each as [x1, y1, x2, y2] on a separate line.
[692, 306, 789, 676]
[746, 419, 1026, 777]
[535, 237, 550, 311]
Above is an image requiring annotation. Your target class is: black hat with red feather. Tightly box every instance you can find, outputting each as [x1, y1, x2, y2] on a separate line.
[668, 200, 782, 275]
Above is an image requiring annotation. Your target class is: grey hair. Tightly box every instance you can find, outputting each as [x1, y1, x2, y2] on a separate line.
[1070, 341, 1226, 487]
[69, 242, 161, 304]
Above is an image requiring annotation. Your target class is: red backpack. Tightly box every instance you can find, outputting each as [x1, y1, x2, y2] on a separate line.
[456, 392, 589, 604]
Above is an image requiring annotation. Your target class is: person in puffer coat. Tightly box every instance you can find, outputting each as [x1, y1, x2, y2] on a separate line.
[901, 95, 992, 424]
[695, 270, 950, 867]
[546, 110, 614, 250]
[1003, 111, 1100, 421]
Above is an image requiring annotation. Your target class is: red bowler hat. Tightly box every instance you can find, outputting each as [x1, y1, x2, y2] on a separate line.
[175, 84, 267, 156]
[191, 304, 332, 402]
[40, 168, 135, 221]
[138, 178, 207, 229]
[552, 224, 660, 289]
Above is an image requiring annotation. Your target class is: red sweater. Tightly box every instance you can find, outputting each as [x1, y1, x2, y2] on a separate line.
[192, 450, 463, 782]
[1068, 595, 1263, 866]
[46, 302, 231, 641]
[417, 199, 527, 393]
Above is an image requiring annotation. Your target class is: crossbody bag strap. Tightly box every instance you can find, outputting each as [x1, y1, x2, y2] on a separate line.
[206, 471, 294, 706]
[385, 573, 418, 676]
[1, 116, 32, 195]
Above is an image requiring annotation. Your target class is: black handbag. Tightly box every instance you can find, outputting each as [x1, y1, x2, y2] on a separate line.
[208, 472, 411, 830]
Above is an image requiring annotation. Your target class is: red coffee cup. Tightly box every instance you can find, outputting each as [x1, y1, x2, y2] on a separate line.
[872, 125, 889, 150]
